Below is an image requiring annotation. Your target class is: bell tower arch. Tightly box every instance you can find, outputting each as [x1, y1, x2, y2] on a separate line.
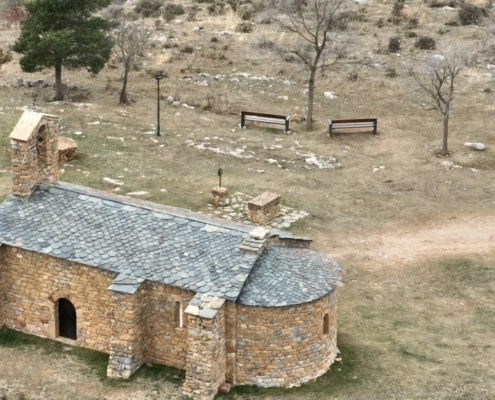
[9, 111, 60, 200]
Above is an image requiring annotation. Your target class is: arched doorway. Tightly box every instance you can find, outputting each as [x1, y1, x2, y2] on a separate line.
[58, 298, 77, 340]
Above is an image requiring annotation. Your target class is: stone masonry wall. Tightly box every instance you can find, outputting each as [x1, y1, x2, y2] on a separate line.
[235, 291, 338, 387]
[145, 282, 194, 369]
[183, 295, 227, 400]
[0, 246, 115, 352]
[107, 282, 148, 378]
[224, 301, 237, 384]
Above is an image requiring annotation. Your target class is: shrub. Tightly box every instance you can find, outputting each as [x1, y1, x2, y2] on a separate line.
[207, 3, 225, 16]
[163, 3, 185, 21]
[388, 36, 401, 53]
[180, 45, 194, 54]
[101, 5, 124, 20]
[407, 17, 419, 29]
[255, 10, 273, 24]
[458, 4, 488, 26]
[0, 48, 13, 68]
[385, 66, 398, 78]
[134, 0, 164, 18]
[427, 0, 459, 7]
[235, 22, 252, 33]
[390, 1, 404, 25]
[406, 31, 418, 38]
[347, 70, 359, 81]
[254, 34, 275, 49]
[238, 4, 253, 20]
[124, 11, 139, 21]
[415, 36, 436, 50]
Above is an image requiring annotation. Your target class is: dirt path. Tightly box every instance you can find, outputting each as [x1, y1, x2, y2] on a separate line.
[319, 214, 495, 268]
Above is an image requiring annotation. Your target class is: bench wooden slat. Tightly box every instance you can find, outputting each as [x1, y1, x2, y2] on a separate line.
[241, 111, 290, 133]
[328, 118, 377, 138]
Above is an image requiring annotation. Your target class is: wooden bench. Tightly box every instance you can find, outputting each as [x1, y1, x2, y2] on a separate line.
[240, 111, 290, 133]
[327, 118, 378, 138]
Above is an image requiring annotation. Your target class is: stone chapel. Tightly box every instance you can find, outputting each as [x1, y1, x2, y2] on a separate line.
[0, 111, 342, 400]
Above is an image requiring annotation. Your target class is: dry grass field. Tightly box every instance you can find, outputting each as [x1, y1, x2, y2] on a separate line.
[1, 0, 495, 399]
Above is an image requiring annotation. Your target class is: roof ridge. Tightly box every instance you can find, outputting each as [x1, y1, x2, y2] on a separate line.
[45, 181, 254, 233]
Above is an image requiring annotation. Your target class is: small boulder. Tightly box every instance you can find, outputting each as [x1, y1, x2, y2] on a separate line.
[11, 78, 24, 88]
[464, 142, 485, 151]
[58, 137, 78, 163]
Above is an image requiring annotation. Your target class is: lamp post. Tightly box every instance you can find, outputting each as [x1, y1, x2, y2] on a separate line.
[154, 73, 164, 136]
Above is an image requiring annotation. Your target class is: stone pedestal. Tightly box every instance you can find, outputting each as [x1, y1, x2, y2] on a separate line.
[211, 186, 229, 207]
[58, 136, 78, 163]
[247, 192, 281, 225]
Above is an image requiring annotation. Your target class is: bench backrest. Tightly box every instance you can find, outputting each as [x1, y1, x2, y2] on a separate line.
[241, 111, 289, 121]
[241, 111, 290, 132]
[331, 118, 377, 124]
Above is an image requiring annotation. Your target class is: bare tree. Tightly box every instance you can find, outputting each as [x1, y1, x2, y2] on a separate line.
[113, 20, 150, 104]
[410, 49, 466, 156]
[275, 0, 346, 130]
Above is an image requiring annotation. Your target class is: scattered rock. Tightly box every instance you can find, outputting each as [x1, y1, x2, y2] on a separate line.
[218, 383, 231, 394]
[464, 142, 485, 151]
[58, 137, 78, 163]
[24, 79, 46, 88]
[11, 78, 24, 88]
[126, 191, 149, 196]
[291, 114, 306, 123]
[324, 91, 336, 99]
[441, 160, 462, 169]
[103, 177, 124, 186]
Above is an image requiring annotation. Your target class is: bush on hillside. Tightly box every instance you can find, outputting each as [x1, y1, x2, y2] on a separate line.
[134, 0, 164, 18]
[458, 4, 488, 26]
[388, 36, 401, 53]
[415, 36, 436, 50]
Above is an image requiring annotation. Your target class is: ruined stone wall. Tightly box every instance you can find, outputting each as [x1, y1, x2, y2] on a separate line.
[0, 246, 115, 352]
[145, 282, 194, 369]
[235, 291, 338, 387]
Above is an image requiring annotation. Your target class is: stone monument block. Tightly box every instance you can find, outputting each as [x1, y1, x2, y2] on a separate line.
[247, 192, 281, 224]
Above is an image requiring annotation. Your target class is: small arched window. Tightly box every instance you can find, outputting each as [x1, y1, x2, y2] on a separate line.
[323, 313, 330, 335]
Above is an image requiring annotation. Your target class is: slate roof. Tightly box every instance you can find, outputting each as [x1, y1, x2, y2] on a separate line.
[237, 246, 342, 306]
[0, 182, 341, 306]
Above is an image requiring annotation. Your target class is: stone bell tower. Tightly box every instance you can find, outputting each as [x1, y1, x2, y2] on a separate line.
[9, 111, 60, 200]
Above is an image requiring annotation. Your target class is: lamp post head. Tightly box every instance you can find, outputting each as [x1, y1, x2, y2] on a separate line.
[154, 73, 164, 81]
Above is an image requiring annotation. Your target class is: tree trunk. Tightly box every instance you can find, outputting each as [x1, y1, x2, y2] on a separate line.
[306, 67, 317, 131]
[119, 63, 130, 104]
[53, 63, 64, 101]
[441, 105, 449, 155]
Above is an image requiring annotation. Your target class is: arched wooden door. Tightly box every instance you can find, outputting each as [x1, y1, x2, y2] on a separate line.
[58, 298, 77, 340]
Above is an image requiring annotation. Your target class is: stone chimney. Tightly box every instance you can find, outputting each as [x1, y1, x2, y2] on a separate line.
[9, 111, 60, 200]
